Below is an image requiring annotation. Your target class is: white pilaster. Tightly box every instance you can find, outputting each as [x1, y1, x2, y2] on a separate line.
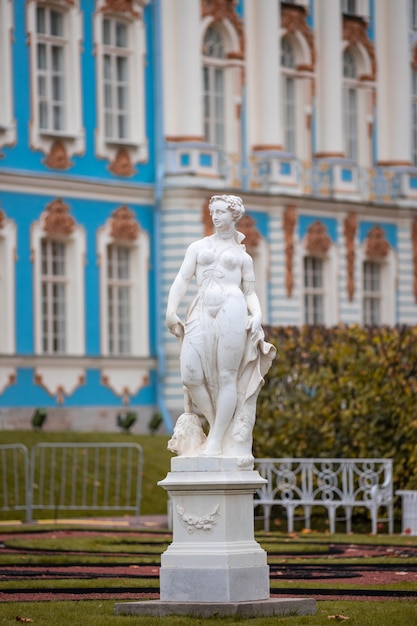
[245, 0, 283, 150]
[314, 0, 344, 157]
[161, 0, 202, 140]
[375, 0, 411, 165]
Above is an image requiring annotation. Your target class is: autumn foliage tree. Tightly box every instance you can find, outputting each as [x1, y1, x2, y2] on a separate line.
[254, 325, 417, 491]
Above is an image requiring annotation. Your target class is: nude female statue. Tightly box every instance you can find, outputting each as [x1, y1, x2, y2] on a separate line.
[166, 195, 275, 463]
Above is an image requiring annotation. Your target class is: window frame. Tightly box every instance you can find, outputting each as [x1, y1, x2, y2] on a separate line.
[32, 205, 85, 356]
[0, 0, 16, 149]
[303, 256, 325, 325]
[362, 259, 381, 325]
[26, 0, 84, 158]
[94, 0, 149, 166]
[200, 17, 243, 157]
[98, 213, 149, 358]
[359, 248, 396, 326]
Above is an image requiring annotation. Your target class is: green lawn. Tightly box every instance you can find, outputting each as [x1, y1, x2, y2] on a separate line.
[1, 599, 417, 625]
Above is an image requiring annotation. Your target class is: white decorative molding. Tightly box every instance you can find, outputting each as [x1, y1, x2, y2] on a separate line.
[34, 365, 85, 403]
[0, 366, 15, 394]
[101, 366, 149, 404]
[176, 504, 220, 533]
[0, 209, 16, 355]
[0, 0, 16, 150]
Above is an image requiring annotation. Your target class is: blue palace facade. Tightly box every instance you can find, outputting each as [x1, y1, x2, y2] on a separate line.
[1, 0, 417, 431]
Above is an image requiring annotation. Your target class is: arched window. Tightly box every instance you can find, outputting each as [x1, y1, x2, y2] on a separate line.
[203, 25, 226, 148]
[281, 37, 297, 155]
[343, 48, 358, 161]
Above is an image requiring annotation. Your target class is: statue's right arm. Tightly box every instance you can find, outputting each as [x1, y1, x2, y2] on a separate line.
[165, 243, 198, 336]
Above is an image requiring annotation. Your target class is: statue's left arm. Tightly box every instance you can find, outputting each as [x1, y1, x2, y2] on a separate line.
[242, 254, 262, 335]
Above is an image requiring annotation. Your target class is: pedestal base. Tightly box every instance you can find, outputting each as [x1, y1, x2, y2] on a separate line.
[160, 564, 269, 603]
[114, 598, 317, 618]
[157, 457, 269, 603]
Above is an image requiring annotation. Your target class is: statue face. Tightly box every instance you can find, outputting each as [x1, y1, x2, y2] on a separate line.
[210, 199, 234, 230]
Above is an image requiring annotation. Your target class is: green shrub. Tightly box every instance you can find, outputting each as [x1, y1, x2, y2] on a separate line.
[254, 325, 417, 491]
[31, 408, 48, 430]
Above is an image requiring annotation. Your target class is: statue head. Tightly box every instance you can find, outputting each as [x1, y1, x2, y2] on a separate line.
[209, 194, 245, 224]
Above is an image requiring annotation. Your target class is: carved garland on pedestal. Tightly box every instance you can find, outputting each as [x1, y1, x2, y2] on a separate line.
[365, 225, 390, 259]
[412, 219, 417, 303]
[343, 16, 376, 81]
[43, 198, 75, 236]
[283, 205, 297, 298]
[305, 221, 332, 256]
[201, 0, 245, 57]
[344, 212, 358, 302]
[176, 503, 220, 533]
[281, 4, 315, 71]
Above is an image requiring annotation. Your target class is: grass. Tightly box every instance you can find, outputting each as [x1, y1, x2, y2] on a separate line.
[2, 433, 417, 624]
[1, 600, 417, 625]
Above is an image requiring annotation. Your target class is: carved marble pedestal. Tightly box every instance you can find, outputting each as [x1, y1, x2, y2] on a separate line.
[159, 457, 269, 602]
[114, 457, 316, 618]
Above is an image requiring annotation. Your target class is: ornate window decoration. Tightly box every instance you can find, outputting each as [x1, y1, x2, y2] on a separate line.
[94, 0, 149, 176]
[201, 0, 244, 156]
[31, 199, 86, 400]
[283, 205, 297, 298]
[344, 212, 358, 302]
[342, 15, 376, 167]
[0, 0, 16, 151]
[26, 0, 84, 169]
[280, 3, 315, 160]
[360, 225, 396, 325]
[302, 221, 338, 326]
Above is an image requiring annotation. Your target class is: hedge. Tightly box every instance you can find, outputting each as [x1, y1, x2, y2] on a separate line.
[254, 325, 417, 492]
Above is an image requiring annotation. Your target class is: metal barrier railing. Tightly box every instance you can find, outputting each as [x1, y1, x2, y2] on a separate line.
[0, 444, 30, 518]
[0, 442, 143, 523]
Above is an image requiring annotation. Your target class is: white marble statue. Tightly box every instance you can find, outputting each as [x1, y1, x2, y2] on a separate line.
[166, 194, 276, 464]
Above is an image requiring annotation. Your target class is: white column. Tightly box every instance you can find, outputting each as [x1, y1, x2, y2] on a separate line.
[161, 0, 203, 140]
[245, 0, 283, 150]
[314, 0, 344, 157]
[375, 0, 411, 165]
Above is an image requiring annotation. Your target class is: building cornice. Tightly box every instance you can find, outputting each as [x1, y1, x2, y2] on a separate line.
[0, 170, 154, 204]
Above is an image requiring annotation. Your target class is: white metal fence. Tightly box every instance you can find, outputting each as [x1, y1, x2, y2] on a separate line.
[0, 443, 143, 523]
